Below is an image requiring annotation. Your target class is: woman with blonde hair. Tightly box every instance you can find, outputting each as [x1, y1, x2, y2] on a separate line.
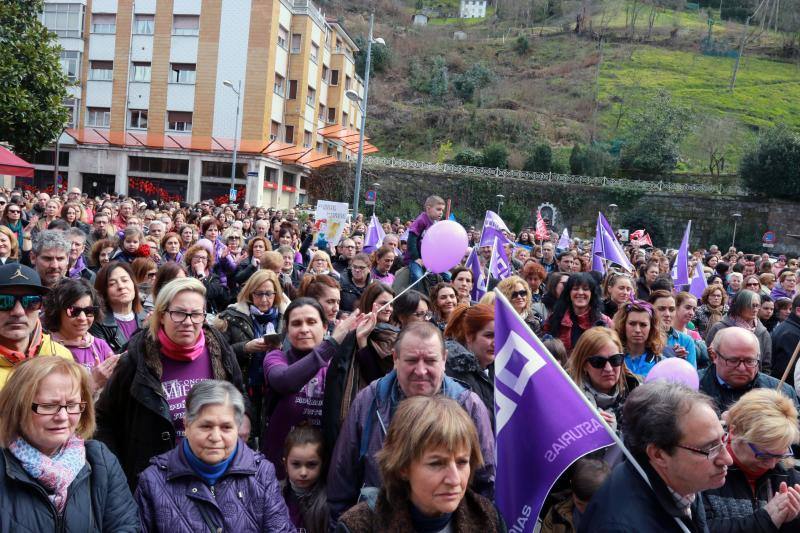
[337, 395, 504, 532]
[496, 275, 542, 335]
[694, 285, 729, 339]
[0, 356, 139, 531]
[307, 249, 339, 278]
[567, 327, 639, 431]
[702, 388, 800, 531]
[0, 224, 19, 263]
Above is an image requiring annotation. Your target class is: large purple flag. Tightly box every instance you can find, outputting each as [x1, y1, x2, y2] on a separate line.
[673, 220, 692, 286]
[480, 226, 515, 248]
[494, 292, 615, 530]
[489, 237, 513, 280]
[591, 217, 606, 275]
[363, 214, 385, 253]
[689, 260, 707, 299]
[557, 228, 570, 250]
[593, 213, 634, 272]
[465, 247, 487, 301]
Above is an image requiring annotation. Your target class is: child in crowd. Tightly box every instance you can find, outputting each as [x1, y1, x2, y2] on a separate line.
[112, 227, 148, 263]
[282, 425, 328, 533]
[404, 195, 446, 285]
[541, 457, 611, 533]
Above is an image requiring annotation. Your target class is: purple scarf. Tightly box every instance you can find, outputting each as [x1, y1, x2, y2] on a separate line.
[68, 256, 87, 279]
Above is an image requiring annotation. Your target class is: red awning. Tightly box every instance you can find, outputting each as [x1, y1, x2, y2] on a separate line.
[0, 146, 34, 178]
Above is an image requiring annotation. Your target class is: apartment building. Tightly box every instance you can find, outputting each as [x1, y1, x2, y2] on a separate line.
[30, 0, 376, 207]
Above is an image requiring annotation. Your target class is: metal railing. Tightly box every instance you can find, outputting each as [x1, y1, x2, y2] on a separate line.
[362, 156, 748, 196]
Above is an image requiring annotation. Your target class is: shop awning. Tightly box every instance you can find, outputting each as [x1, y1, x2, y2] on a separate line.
[0, 146, 34, 178]
[317, 125, 378, 157]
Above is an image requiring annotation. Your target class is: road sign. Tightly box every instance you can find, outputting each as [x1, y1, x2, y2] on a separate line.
[247, 171, 258, 177]
[229, 188, 237, 202]
[763, 230, 776, 244]
[365, 190, 376, 206]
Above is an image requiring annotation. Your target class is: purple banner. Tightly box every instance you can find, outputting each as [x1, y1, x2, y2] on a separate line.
[466, 247, 487, 301]
[673, 220, 692, 286]
[489, 237, 513, 280]
[494, 292, 615, 531]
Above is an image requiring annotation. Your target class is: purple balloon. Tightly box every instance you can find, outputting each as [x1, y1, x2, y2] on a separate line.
[644, 357, 700, 390]
[421, 221, 469, 274]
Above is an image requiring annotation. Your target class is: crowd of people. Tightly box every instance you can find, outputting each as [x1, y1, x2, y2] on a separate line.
[1, 185, 800, 532]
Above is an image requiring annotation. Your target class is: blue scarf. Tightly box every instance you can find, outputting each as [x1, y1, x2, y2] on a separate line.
[6, 221, 23, 250]
[182, 438, 237, 486]
[249, 305, 279, 337]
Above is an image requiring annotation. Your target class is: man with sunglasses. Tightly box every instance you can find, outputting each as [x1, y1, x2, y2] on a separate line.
[700, 327, 799, 413]
[581, 381, 733, 532]
[0, 264, 72, 389]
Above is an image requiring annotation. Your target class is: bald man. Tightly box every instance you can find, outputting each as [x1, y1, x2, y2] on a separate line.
[700, 327, 799, 412]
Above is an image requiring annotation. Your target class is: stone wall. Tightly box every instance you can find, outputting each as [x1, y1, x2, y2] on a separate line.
[310, 163, 800, 254]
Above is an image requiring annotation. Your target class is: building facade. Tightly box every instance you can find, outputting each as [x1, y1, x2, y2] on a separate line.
[459, 0, 487, 18]
[33, 0, 374, 207]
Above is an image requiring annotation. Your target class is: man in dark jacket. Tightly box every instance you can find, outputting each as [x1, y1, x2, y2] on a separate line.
[700, 327, 799, 413]
[770, 294, 800, 388]
[580, 381, 733, 532]
[339, 254, 371, 314]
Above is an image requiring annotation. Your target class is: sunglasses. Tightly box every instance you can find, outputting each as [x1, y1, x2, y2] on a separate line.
[66, 305, 100, 318]
[586, 353, 625, 369]
[0, 294, 43, 311]
[510, 290, 527, 299]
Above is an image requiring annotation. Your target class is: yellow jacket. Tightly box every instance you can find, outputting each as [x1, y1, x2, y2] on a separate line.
[0, 333, 73, 390]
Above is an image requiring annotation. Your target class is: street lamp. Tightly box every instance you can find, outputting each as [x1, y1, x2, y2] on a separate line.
[731, 212, 742, 249]
[608, 203, 618, 229]
[222, 80, 242, 204]
[496, 194, 505, 214]
[345, 13, 385, 217]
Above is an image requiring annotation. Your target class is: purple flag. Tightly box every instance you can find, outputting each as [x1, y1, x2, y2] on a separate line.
[479, 211, 514, 248]
[557, 228, 570, 250]
[593, 213, 633, 272]
[480, 225, 515, 248]
[591, 217, 606, 275]
[363, 214, 385, 253]
[465, 247, 486, 301]
[494, 292, 615, 530]
[489, 237, 513, 280]
[689, 260, 707, 299]
[673, 221, 692, 286]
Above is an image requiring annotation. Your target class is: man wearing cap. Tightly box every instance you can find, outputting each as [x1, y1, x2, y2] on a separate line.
[0, 264, 72, 388]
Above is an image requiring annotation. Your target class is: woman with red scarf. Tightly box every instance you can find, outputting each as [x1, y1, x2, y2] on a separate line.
[94, 277, 251, 490]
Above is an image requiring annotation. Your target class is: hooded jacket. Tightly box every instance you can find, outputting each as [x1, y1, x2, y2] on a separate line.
[135, 439, 294, 533]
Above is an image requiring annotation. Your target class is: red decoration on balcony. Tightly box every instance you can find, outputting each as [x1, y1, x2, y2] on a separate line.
[129, 177, 183, 203]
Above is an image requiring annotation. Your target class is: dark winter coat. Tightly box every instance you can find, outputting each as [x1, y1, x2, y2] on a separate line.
[706, 315, 773, 374]
[0, 440, 140, 532]
[195, 272, 230, 314]
[88, 308, 148, 353]
[94, 325, 248, 490]
[770, 312, 800, 388]
[702, 460, 800, 532]
[339, 269, 369, 313]
[445, 339, 495, 428]
[698, 364, 799, 413]
[135, 439, 294, 533]
[579, 458, 710, 533]
[216, 301, 283, 373]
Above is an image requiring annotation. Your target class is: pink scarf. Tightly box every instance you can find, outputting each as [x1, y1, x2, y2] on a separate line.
[50, 331, 96, 349]
[158, 327, 206, 361]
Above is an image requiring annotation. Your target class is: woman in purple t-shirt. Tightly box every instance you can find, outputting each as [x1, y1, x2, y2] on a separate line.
[90, 262, 147, 353]
[42, 278, 119, 393]
[262, 297, 367, 479]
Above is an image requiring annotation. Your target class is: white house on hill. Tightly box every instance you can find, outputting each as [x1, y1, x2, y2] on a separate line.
[460, 0, 487, 18]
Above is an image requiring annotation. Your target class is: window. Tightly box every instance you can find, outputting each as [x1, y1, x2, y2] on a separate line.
[290, 33, 301, 53]
[173, 15, 199, 36]
[86, 107, 110, 127]
[322, 65, 329, 83]
[303, 130, 312, 148]
[306, 86, 315, 107]
[129, 109, 148, 129]
[316, 141, 323, 152]
[89, 61, 113, 81]
[40, 3, 84, 38]
[167, 111, 192, 132]
[342, 111, 348, 126]
[345, 75, 352, 90]
[130, 156, 189, 175]
[288, 80, 298, 99]
[285, 125, 294, 143]
[327, 107, 336, 124]
[131, 62, 151, 82]
[274, 73, 285, 97]
[330, 69, 339, 86]
[63, 98, 78, 128]
[92, 13, 116, 34]
[310, 42, 319, 63]
[200, 161, 245, 178]
[270, 121, 280, 141]
[318, 103, 326, 121]
[60, 51, 80, 82]
[170, 63, 196, 84]
[277, 26, 288, 49]
[134, 14, 154, 35]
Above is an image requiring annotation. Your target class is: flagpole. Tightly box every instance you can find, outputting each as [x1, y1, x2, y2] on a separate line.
[494, 291, 692, 533]
[375, 270, 430, 315]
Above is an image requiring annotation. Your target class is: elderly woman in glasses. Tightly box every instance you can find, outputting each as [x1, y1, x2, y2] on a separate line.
[702, 388, 800, 532]
[95, 277, 250, 490]
[135, 380, 294, 532]
[0, 356, 139, 531]
[43, 278, 119, 393]
[567, 327, 639, 432]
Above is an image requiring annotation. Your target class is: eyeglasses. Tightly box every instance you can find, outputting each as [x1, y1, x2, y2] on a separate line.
[252, 290, 275, 299]
[746, 282, 760, 287]
[351, 265, 368, 271]
[6, 209, 20, 214]
[676, 433, 728, 461]
[413, 311, 433, 320]
[747, 442, 794, 461]
[586, 353, 625, 369]
[31, 402, 86, 415]
[716, 353, 759, 369]
[0, 294, 43, 312]
[167, 310, 205, 324]
[66, 305, 99, 318]
[510, 290, 528, 299]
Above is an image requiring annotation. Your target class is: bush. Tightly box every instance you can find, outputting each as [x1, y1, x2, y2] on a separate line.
[570, 143, 618, 176]
[739, 124, 800, 200]
[514, 35, 530, 55]
[451, 148, 485, 166]
[354, 37, 391, 79]
[523, 143, 553, 172]
[452, 63, 494, 102]
[483, 143, 509, 169]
